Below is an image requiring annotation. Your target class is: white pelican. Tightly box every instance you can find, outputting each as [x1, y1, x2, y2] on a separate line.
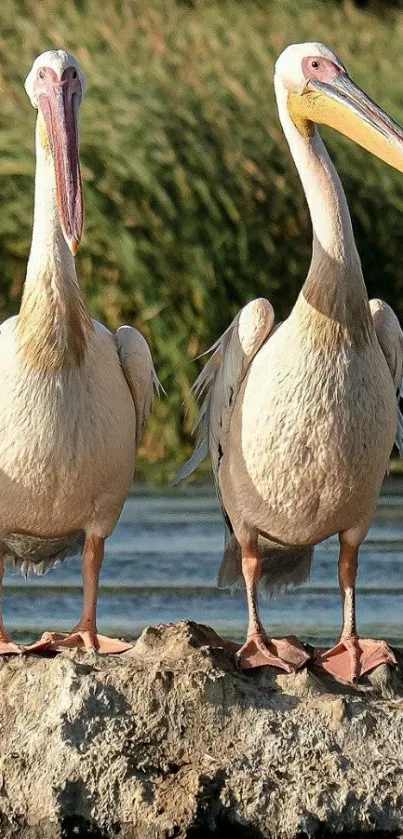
[178, 43, 403, 683]
[0, 50, 158, 654]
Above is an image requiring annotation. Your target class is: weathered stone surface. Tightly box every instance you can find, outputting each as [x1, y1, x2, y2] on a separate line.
[0, 621, 402, 838]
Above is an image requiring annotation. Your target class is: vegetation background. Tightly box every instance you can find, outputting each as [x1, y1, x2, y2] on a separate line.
[1, 0, 403, 480]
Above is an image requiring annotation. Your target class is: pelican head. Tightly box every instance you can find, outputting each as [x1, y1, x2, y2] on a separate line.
[25, 50, 87, 255]
[275, 42, 403, 173]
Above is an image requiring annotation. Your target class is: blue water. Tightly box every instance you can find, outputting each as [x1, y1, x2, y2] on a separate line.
[5, 477, 403, 647]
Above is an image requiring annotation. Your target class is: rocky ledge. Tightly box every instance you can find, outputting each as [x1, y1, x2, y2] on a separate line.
[0, 621, 402, 838]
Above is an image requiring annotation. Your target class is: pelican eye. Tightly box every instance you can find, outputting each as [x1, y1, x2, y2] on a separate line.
[38, 68, 45, 80]
[311, 60, 320, 69]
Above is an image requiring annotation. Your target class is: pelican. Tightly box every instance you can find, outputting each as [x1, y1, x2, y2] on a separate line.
[178, 43, 403, 683]
[0, 50, 158, 654]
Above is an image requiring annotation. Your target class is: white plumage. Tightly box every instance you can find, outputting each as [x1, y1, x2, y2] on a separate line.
[0, 51, 158, 655]
[179, 43, 403, 682]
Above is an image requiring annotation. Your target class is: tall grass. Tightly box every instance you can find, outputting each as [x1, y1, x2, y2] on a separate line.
[0, 0, 403, 475]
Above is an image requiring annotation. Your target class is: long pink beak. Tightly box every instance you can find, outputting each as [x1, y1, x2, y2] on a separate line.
[38, 67, 83, 254]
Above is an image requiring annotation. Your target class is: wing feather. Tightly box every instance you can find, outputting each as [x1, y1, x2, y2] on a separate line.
[176, 298, 276, 485]
[115, 325, 160, 449]
[370, 298, 403, 457]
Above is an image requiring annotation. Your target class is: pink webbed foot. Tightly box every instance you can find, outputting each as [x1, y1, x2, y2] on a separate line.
[31, 630, 132, 655]
[236, 632, 310, 673]
[0, 637, 22, 655]
[314, 637, 397, 683]
[0, 634, 53, 656]
[22, 636, 54, 655]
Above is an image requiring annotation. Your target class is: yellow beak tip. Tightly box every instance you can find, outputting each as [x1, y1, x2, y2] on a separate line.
[68, 238, 80, 256]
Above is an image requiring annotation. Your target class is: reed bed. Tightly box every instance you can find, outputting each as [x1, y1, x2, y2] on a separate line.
[0, 0, 402, 473]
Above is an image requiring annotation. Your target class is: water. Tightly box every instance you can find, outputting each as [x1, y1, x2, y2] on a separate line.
[5, 477, 403, 648]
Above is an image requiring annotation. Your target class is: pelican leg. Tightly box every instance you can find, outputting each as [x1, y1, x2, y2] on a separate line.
[236, 540, 309, 673]
[314, 540, 396, 682]
[0, 551, 21, 654]
[34, 536, 131, 654]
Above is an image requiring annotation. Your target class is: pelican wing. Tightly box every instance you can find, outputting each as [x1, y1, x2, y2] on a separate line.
[176, 299, 314, 597]
[176, 298, 276, 484]
[115, 326, 160, 449]
[370, 298, 403, 456]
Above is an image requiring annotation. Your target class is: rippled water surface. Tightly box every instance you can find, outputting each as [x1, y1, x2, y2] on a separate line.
[6, 477, 403, 647]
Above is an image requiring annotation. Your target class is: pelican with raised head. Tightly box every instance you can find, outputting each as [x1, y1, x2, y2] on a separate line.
[0, 50, 158, 654]
[178, 43, 403, 683]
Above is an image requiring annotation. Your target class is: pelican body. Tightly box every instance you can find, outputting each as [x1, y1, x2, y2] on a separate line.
[179, 43, 403, 682]
[0, 51, 157, 654]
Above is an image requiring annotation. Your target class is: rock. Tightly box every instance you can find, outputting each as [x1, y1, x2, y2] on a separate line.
[0, 621, 402, 838]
